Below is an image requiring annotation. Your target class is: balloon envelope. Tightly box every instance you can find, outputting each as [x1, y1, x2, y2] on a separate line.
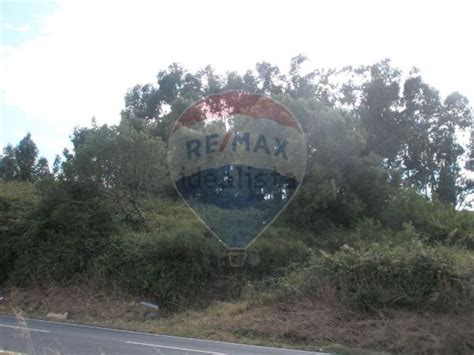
[167, 91, 307, 250]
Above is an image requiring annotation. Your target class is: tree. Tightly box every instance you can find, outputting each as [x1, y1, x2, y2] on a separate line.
[34, 157, 50, 180]
[255, 61, 285, 95]
[357, 60, 403, 164]
[277, 95, 392, 228]
[15, 133, 38, 182]
[0, 144, 19, 181]
[287, 55, 317, 99]
[401, 78, 473, 207]
[52, 155, 62, 176]
[119, 57, 472, 210]
[469, 126, 474, 171]
[61, 122, 168, 225]
[435, 92, 472, 207]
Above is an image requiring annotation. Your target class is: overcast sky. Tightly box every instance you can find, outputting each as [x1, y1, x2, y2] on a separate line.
[1, 0, 473, 162]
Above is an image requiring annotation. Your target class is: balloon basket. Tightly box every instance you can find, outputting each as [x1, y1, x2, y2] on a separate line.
[227, 250, 247, 267]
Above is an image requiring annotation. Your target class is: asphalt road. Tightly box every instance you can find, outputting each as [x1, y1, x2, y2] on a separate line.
[0, 315, 325, 355]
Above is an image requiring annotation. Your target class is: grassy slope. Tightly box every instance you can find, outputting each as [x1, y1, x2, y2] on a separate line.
[1, 186, 473, 353]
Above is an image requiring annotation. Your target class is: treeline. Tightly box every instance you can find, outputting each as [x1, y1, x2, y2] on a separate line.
[0, 133, 52, 182]
[119, 56, 473, 209]
[0, 56, 473, 311]
[2, 57, 473, 209]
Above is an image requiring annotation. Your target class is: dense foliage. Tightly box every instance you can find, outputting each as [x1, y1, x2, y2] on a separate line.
[295, 238, 473, 310]
[1, 56, 473, 310]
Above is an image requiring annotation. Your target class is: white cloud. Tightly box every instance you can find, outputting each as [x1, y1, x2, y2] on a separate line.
[1, 0, 473, 161]
[4, 23, 32, 33]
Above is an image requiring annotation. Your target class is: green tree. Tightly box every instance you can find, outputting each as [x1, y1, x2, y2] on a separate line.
[278, 95, 391, 228]
[61, 121, 168, 225]
[0, 144, 19, 181]
[119, 57, 472, 210]
[34, 157, 50, 180]
[15, 133, 38, 182]
[402, 77, 472, 206]
[434, 92, 472, 207]
[357, 60, 403, 165]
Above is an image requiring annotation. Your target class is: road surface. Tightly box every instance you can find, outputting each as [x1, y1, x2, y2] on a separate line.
[0, 315, 325, 354]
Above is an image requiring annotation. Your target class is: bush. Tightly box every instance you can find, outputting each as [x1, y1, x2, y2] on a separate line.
[380, 189, 474, 248]
[304, 218, 390, 252]
[93, 227, 229, 308]
[92, 223, 315, 308]
[245, 227, 313, 279]
[0, 182, 38, 284]
[296, 239, 474, 310]
[5, 179, 116, 284]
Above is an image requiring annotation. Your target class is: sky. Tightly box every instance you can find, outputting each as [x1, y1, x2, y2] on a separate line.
[1, 0, 474, 163]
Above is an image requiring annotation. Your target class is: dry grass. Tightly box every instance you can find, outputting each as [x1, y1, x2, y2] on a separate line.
[1, 284, 473, 354]
[235, 293, 474, 354]
[2, 285, 145, 321]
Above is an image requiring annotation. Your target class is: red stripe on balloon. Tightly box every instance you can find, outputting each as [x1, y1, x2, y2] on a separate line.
[173, 91, 301, 133]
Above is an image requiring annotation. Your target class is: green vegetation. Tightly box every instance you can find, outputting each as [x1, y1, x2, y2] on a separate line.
[1, 56, 473, 352]
[291, 239, 474, 310]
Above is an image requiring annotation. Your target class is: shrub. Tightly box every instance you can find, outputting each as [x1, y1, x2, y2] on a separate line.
[0, 182, 38, 284]
[245, 227, 313, 279]
[93, 227, 229, 308]
[305, 218, 390, 252]
[6, 179, 116, 284]
[296, 240, 473, 310]
[380, 189, 474, 248]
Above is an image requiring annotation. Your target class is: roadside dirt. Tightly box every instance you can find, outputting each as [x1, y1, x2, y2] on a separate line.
[1, 284, 472, 354]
